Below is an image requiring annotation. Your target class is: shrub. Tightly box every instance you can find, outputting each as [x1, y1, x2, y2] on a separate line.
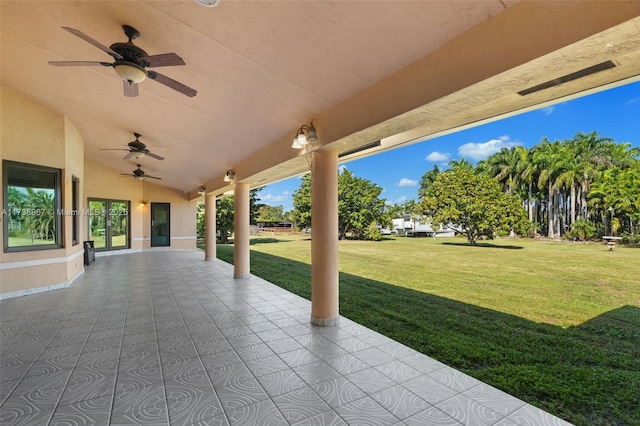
[364, 222, 382, 241]
[621, 233, 640, 247]
[570, 218, 596, 241]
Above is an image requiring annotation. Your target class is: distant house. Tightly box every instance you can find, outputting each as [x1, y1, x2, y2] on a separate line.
[391, 215, 456, 237]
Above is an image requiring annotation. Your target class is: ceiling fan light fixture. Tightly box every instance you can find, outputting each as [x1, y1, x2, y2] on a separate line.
[114, 62, 147, 83]
[135, 176, 145, 181]
[223, 169, 235, 182]
[132, 151, 146, 159]
[195, 0, 221, 7]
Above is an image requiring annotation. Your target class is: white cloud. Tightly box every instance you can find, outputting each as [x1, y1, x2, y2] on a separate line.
[338, 165, 348, 172]
[625, 97, 640, 105]
[425, 151, 450, 162]
[259, 192, 288, 203]
[541, 106, 554, 115]
[398, 178, 417, 187]
[457, 135, 521, 161]
[386, 195, 407, 206]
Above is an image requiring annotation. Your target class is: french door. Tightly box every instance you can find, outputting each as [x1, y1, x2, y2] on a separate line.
[151, 202, 170, 247]
[88, 199, 130, 251]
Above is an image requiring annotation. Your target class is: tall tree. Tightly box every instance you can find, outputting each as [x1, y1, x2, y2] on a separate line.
[291, 169, 387, 240]
[448, 158, 474, 171]
[216, 196, 234, 244]
[419, 168, 528, 245]
[291, 174, 312, 230]
[533, 138, 564, 237]
[256, 205, 286, 223]
[482, 147, 521, 195]
[418, 165, 441, 199]
[337, 169, 387, 239]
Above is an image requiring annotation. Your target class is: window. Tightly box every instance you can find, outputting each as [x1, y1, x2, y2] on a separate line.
[3, 160, 62, 251]
[72, 176, 80, 246]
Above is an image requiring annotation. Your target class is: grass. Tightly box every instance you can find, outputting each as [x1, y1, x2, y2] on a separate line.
[8, 237, 54, 246]
[209, 235, 640, 426]
[90, 234, 127, 249]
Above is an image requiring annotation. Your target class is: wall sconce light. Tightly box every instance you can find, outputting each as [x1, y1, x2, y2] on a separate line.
[139, 200, 148, 207]
[223, 169, 235, 182]
[197, 185, 206, 195]
[291, 121, 318, 149]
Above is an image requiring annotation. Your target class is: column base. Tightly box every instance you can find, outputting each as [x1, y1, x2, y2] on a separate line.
[205, 257, 216, 261]
[233, 273, 251, 279]
[311, 315, 340, 327]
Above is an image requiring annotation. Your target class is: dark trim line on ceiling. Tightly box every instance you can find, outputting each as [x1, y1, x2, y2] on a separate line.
[518, 60, 616, 96]
[339, 140, 382, 158]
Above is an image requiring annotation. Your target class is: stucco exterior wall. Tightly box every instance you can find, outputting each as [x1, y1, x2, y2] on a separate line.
[83, 160, 197, 251]
[1, 87, 196, 297]
[0, 86, 84, 297]
[139, 181, 198, 250]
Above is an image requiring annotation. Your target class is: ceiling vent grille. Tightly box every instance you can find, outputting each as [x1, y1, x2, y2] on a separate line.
[518, 60, 616, 96]
[339, 140, 382, 158]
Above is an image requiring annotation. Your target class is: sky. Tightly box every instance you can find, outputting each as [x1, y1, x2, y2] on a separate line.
[258, 81, 640, 212]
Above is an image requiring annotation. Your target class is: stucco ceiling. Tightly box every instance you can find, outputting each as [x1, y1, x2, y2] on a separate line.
[2, 1, 639, 198]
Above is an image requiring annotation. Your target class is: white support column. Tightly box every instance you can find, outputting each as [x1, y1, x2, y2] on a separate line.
[233, 182, 251, 279]
[204, 193, 217, 261]
[311, 150, 340, 327]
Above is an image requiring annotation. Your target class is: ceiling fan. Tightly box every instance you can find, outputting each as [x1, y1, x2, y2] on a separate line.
[48, 25, 197, 97]
[121, 164, 161, 181]
[100, 133, 164, 160]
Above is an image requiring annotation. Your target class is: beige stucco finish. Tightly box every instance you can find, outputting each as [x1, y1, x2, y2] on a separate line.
[311, 150, 339, 326]
[1, 87, 196, 295]
[204, 192, 217, 261]
[233, 182, 250, 279]
[1, 87, 84, 295]
[1, 1, 638, 197]
[2, 2, 640, 297]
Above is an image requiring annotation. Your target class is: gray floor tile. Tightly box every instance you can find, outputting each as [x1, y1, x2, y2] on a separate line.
[272, 385, 332, 424]
[0, 251, 571, 426]
[310, 376, 367, 409]
[334, 395, 400, 426]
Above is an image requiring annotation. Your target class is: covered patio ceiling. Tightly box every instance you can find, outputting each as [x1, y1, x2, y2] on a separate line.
[2, 1, 639, 198]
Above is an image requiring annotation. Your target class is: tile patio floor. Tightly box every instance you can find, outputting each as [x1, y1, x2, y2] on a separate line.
[0, 250, 573, 425]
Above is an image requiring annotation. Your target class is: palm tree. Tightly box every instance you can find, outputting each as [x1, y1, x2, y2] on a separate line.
[533, 138, 565, 238]
[6, 186, 27, 236]
[447, 158, 474, 171]
[517, 146, 538, 223]
[484, 147, 521, 195]
[418, 165, 441, 199]
[570, 131, 614, 219]
[25, 188, 55, 242]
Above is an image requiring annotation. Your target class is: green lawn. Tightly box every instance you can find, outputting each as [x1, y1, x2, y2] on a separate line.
[211, 235, 639, 426]
[90, 234, 128, 249]
[8, 236, 54, 246]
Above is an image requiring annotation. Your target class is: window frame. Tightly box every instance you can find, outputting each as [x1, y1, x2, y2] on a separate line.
[3, 160, 63, 252]
[72, 175, 80, 246]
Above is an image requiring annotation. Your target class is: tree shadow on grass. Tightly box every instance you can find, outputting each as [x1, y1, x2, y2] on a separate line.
[215, 245, 639, 426]
[249, 238, 288, 245]
[441, 241, 524, 250]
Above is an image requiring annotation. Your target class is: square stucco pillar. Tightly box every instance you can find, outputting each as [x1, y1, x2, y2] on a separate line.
[233, 182, 251, 279]
[311, 150, 340, 327]
[204, 193, 217, 261]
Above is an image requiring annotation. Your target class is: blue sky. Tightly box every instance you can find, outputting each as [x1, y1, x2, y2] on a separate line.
[258, 81, 640, 212]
